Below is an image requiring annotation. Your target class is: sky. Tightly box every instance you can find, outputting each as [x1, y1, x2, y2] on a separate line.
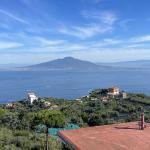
[1, 0, 150, 64]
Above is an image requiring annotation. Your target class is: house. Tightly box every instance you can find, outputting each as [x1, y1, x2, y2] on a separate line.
[27, 92, 38, 104]
[5, 103, 15, 109]
[108, 87, 120, 97]
[6, 103, 13, 107]
[76, 98, 82, 103]
[91, 97, 98, 101]
[122, 92, 127, 99]
[43, 101, 51, 107]
[101, 96, 108, 102]
[49, 104, 59, 110]
[58, 121, 150, 150]
[76, 98, 81, 101]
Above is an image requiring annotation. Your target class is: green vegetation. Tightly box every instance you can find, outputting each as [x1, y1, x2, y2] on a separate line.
[1, 91, 150, 149]
[35, 110, 67, 127]
[0, 128, 62, 150]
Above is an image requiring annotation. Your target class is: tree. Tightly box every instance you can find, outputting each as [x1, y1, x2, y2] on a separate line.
[34, 110, 66, 128]
[0, 112, 20, 129]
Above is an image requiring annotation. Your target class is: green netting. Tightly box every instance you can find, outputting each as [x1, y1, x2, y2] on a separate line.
[48, 123, 79, 137]
[35, 123, 79, 137]
[35, 124, 46, 133]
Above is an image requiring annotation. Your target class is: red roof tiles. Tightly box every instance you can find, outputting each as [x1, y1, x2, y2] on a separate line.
[58, 122, 150, 150]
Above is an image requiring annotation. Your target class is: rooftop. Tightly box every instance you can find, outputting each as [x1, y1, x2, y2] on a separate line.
[58, 122, 150, 150]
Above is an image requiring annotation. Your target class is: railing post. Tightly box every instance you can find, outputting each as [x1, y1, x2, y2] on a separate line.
[45, 127, 49, 150]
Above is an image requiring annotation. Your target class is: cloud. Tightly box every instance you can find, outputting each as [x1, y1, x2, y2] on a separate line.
[93, 38, 121, 47]
[59, 10, 118, 39]
[1, 34, 150, 63]
[0, 41, 23, 49]
[33, 37, 66, 46]
[131, 35, 150, 43]
[82, 10, 118, 25]
[2, 46, 150, 64]
[126, 43, 150, 48]
[1, 29, 150, 63]
[0, 9, 28, 24]
[59, 24, 112, 39]
[69, 47, 150, 62]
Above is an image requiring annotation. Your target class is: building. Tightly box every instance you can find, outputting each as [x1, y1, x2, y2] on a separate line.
[5, 103, 15, 109]
[43, 101, 51, 107]
[122, 92, 127, 99]
[27, 92, 38, 104]
[108, 87, 120, 97]
[91, 97, 98, 101]
[101, 96, 108, 102]
[49, 104, 59, 110]
[58, 121, 150, 150]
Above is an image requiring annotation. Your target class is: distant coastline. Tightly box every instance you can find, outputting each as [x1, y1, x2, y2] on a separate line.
[1, 57, 150, 71]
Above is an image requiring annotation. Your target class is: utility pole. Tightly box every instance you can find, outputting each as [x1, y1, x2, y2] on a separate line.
[45, 127, 49, 150]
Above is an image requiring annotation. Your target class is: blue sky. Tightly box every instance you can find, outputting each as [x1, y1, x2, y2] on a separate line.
[1, 0, 150, 64]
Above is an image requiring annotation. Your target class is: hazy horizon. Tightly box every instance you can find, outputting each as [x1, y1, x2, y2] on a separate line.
[1, 56, 150, 67]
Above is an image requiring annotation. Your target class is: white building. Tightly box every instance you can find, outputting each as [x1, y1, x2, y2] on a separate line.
[122, 92, 127, 99]
[49, 105, 59, 110]
[43, 101, 51, 107]
[6, 103, 14, 108]
[27, 92, 38, 104]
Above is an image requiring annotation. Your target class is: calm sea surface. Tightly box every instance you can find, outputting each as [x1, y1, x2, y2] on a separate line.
[0, 69, 150, 103]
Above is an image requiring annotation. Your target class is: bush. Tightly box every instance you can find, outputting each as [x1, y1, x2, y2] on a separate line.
[0, 127, 62, 150]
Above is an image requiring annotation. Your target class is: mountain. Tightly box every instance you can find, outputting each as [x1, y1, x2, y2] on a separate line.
[22, 57, 108, 71]
[97, 60, 150, 69]
[3, 58, 150, 71]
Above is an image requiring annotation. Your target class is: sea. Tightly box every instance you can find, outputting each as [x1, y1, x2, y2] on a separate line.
[0, 68, 150, 103]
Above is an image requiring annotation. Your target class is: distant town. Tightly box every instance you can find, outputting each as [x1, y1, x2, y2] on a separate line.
[5, 86, 127, 109]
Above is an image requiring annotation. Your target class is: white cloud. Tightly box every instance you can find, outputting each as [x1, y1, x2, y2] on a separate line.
[0, 41, 23, 49]
[94, 38, 121, 47]
[131, 35, 150, 43]
[82, 10, 118, 25]
[33, 37, 66, 46]
[59, 10, 118, 39]
[2, 47, 150, 64]
[70, 48, 150, 62]
[126, 43, 149, 48]
[59, 24, 112, 39]
[1, 29, 150, 63]
[0, 9, 28, 24]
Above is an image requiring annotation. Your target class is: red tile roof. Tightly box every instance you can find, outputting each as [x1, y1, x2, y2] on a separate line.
[58, 122, 150, 150]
